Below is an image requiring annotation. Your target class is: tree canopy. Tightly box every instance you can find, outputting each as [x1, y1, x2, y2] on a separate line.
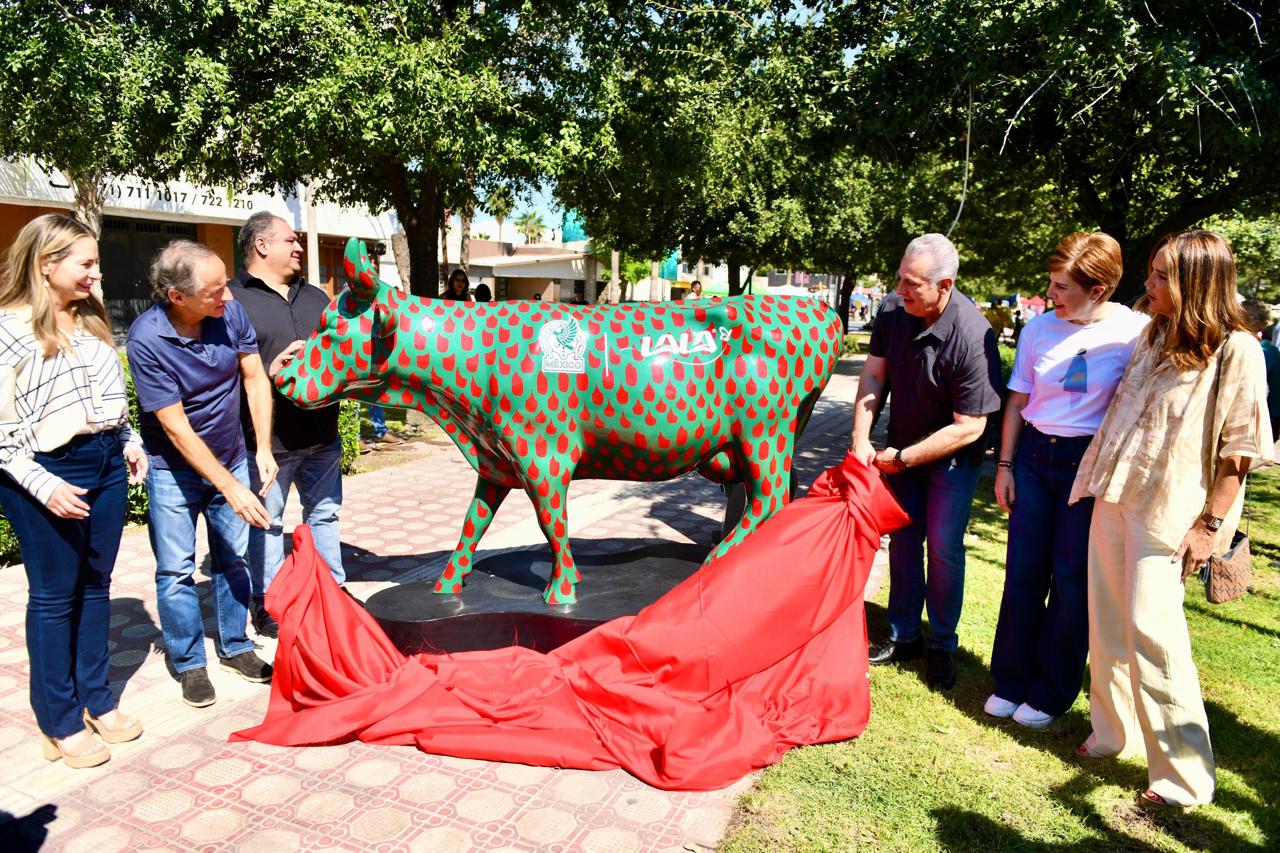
[1, 1, 1272, 307]
[0, 1, 219, 231]
[825, 0, 1278, 298]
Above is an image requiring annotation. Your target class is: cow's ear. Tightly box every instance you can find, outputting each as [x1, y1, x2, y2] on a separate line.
[343, 237, 385, 302]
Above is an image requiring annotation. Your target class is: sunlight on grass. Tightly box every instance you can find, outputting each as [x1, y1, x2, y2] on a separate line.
[722, 469, 1280, 852]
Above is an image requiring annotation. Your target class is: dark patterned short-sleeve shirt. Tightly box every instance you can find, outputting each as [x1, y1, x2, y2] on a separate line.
[869, 291, 1002, 465]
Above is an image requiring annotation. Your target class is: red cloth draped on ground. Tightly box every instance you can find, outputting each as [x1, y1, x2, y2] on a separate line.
[231, 454, 909, 790]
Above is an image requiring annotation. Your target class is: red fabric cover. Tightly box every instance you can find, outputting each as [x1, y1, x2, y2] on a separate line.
[231, 454, 908, 790]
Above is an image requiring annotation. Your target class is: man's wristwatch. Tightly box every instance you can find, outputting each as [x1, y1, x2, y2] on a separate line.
[1201, 513, 1224, 532]
[894, 448, 908, 470]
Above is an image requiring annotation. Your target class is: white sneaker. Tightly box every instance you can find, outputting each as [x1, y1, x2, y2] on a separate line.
[1013, 703, 1054, 729]
[983, 694, 1019, 718]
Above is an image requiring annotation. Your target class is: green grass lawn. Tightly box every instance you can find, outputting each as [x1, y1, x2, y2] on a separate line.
[722, 466, 1280, 852]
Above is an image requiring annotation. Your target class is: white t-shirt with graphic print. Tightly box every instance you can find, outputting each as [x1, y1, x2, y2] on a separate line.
[1009, 306, 1149, 437]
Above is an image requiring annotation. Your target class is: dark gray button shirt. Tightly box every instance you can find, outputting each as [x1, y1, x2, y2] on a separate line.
[869, 291, 1002, 466]
[230, 270, 339, 454]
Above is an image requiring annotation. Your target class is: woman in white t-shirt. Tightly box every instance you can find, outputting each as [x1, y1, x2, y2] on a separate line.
[984, 232, 1147, 730]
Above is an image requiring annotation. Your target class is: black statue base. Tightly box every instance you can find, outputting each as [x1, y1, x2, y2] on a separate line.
[365, 540, 710, 655]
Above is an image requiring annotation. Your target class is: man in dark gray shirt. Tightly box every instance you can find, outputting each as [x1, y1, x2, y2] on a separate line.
[230, 212, 345, 639]
[851, 234, 1002, 690]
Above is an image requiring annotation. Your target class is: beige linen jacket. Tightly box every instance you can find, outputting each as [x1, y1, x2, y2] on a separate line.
[1069, 329, 1274, 551]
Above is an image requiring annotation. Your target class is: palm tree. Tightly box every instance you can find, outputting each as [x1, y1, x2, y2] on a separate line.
[514, 210, 546, 245]
[485, 186, 514, 245]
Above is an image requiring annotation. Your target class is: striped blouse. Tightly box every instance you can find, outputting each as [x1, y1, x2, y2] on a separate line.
[0, 308, 140, 504]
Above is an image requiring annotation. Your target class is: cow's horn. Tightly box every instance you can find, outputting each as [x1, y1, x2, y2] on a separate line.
[343, 237, 384, 300]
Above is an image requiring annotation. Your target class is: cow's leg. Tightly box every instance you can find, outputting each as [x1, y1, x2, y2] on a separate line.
[706, 429, 795, 562]
[529, 483, 580, 606]
[433, 477, 511, 594]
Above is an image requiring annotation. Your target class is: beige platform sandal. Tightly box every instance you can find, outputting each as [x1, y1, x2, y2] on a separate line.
[84, 708, 144, 744]
[41, 729, 109, 768]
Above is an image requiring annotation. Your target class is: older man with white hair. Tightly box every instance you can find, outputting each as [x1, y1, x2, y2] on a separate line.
[851, 233, 1002, 690]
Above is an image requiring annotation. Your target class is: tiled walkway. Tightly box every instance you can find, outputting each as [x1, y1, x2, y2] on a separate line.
[0, 363, 871, 851]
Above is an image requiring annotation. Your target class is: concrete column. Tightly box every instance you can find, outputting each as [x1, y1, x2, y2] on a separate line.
[650, 260, 661, 303]
[610, 250, 620, 304]
[584, 255, 598, 304]
[304, 182, 320, 286]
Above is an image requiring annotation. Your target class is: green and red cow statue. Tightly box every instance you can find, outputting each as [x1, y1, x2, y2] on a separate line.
[275, 238, 843, 604]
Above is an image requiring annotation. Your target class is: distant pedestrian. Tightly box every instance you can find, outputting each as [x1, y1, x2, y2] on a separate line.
[442, 269, 472, 302]
[473, 281, 492, 302]
[1241, 300, 1280, 438]
[685, 280, 703, 301]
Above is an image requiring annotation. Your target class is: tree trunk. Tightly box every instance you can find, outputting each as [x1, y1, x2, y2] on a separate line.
[383, 159, 442, 297]
[610, 250, 620, 304]
[728, 258, 743, 297]
[837, 272, 855, 333]
[72, 170, 108, 236]
[390, 231, 412, 289]
[403, 217, 439, 298]
[440, 210, 451, 293]
[459, 205, 472, 272]
[650, 260, 662, 302]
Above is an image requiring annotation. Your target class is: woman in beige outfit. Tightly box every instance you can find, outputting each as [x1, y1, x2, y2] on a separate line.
[1069, 229, 1273, 808]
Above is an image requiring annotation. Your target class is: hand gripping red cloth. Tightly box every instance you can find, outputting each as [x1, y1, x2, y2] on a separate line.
[231, 453, 909, 790]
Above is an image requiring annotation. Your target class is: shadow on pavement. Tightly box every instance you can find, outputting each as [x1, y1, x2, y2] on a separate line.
[0, 804, 56, 852]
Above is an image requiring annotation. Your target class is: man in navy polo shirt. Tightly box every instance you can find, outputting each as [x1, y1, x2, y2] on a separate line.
[127, 240, 278, 708]
[851, 233, 1002, 691]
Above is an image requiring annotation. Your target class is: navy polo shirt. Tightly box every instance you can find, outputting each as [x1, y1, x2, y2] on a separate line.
[869, 290, 1002, 466]
[126, 300, 259, 471]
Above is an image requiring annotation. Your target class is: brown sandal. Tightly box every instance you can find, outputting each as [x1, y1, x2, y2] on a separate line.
[41, 729, 109, 768]
[84, 708, 144, 744]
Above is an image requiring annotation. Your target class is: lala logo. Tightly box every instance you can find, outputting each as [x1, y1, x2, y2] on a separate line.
[538, 318, 588, 374]
[639, 327, 731, 364]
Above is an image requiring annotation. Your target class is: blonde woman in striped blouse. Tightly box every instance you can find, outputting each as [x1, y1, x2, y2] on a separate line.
[0, 214, 148, 768]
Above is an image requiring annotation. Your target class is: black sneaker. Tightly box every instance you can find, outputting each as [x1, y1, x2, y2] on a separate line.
[219, 651, 273, 684]
[925, 649, 957, 691]
[180, 668, 216, 707]
[868, 637, 924, 665]
[252, 605, 279, 639]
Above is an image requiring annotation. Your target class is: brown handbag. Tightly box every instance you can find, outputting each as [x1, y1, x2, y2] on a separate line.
[1196, 344, 1254, 605]
[1200, 530, 1252, 604]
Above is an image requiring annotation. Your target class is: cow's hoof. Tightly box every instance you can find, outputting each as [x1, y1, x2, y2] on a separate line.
[542, 580, 577, 606]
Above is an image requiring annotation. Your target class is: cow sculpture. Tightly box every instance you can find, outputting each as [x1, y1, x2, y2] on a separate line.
[275, 238, 843, 604]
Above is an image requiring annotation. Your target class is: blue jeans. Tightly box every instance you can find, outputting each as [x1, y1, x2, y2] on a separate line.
[0, 431, 127, 738]
[147, 458, 254, 672]
[368, 405, 387, 439]
[247, 438, 344, 599]
[990, 424, 1093, 714]
[885, 459, 982, 653]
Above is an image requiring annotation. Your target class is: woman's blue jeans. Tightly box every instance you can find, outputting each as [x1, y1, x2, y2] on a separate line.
[990, 424, 1094, 715]
[0, 431, 127, 738]
[885, 459, 983, 653]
